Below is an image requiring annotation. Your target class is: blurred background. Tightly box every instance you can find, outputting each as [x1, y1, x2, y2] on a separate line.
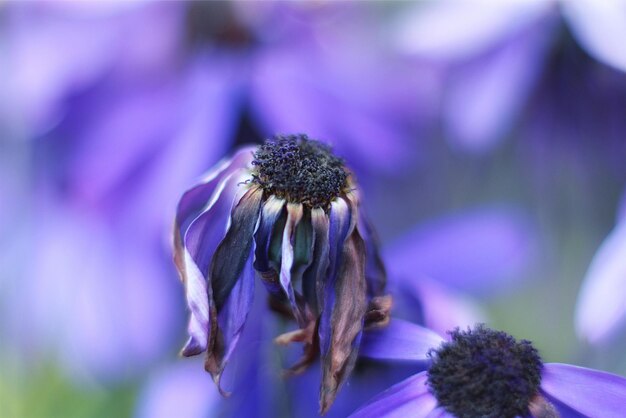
[1, 1, 626, 417]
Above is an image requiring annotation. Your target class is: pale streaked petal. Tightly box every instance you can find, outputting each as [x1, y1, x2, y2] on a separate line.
[349, 372, 438, 418]
[360, 319, 444, 362]
[564, 0, 626, 73]
[253, 196, 286, 298]
[279, 203, 306, 326]
[302, 207, 329, 315]
[541, 363, 626, 418]
[575, 220, 626, 345]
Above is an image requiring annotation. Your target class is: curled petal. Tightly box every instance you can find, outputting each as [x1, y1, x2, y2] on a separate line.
[254, 196, 286, 298]
[179, 169, 251, 356]
[212, 246, 256, 393]
[279, 203, 306, 326]
[575, 220, 626, 345]
[360, 319, 444, 362]
[210, 186, 263, 309]
[205, 186, 263, 381]
[174, 146, 255, 243]
[303, 207, 330, 316]
[349, 372, 438, 418]
[319, 198, 368, 414]
[540, 363, 626, 417]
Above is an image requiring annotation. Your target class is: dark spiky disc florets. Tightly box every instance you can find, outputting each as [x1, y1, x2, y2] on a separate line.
[427, 325, 543, 418]
[251, 134, 349, 208]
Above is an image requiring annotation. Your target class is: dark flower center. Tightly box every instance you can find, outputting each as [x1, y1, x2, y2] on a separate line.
[427, 325, 543, 418]
[251, 134, 349, 208]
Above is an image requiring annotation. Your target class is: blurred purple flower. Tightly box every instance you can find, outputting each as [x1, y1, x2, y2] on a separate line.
[575, 217, 626, 345]
[393, 1, 626, 155]
[353, 321, 626, 417]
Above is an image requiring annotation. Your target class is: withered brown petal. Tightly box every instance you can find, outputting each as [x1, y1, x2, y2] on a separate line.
[303, 207, 330, 317]
[320, 230, 368, 414]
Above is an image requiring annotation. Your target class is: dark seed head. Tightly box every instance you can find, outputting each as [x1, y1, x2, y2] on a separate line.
[427, 325, 543, 418]
[251, 134, 349, 208]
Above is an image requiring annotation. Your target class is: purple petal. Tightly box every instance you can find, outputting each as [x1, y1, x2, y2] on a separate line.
[179, 169, 252, 356]
[319, 198, 368, 413]
[384, 207, 539, 295]
[215, 247, 256, 384]
[279, 203, 306, 326]
[393, 1, 552, 60]
[135, 361, 220, 418]
[209, 186, 263, 309]
[541, 363, 626, 417]
[443, 18, 553, 153]
[564, 1, 626, 73]
[253, 196, 286, 297]
[175, 147, 255, 236]
[303, 207, 330, 315]
[349, 372, 438, 418]
[360, 319, 444, 362]
[575, 220, 626, 345]
[319, 198, 353, 356]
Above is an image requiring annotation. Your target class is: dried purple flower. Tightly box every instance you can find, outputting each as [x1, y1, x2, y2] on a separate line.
[173, 134, 390, 413]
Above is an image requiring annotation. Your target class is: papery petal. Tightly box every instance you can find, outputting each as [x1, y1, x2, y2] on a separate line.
[175, 147, 255, 237]
[279, 203, 306, 326]
[384, 207, 538, 295]
[360, 319, 444, 362]
[179, 169, 251, 356]
[135, 361, 220, 418]
[564, 0, 626, 73]
[392, 0, 551, 60]
[540, 363, 626, 417]
[319, 199, 368, 413]
[302, 207, 329, 316]
[575, 220, 626, 344]
[210, 186, 263, 309]
[205, 186, 263, 379]
[253, 196, 286, 298]
[349, 372, 438, 418]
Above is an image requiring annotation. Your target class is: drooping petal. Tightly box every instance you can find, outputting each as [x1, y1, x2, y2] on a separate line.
[319, 198, 368, 413]
[212, 246, 256, 391]
[253, 196, 286, 298]
[175, 146, 255, 237]
[349, 372, 438, 418]
[575, 220, 626, 345]
[205, 186, 263, 378]
[360, 319, 444, 362]
[302, 207, 329, 316]
[564, 0, 626, 73]
[179, 169, 251, 357]
[540, 363, 626, 418]
[279, 202, 306, 326]
[210, 186, 263, 309]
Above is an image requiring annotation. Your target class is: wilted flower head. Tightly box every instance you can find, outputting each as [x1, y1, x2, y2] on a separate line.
[173, 134, 390, 413]
[355, 321, 626, 417]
